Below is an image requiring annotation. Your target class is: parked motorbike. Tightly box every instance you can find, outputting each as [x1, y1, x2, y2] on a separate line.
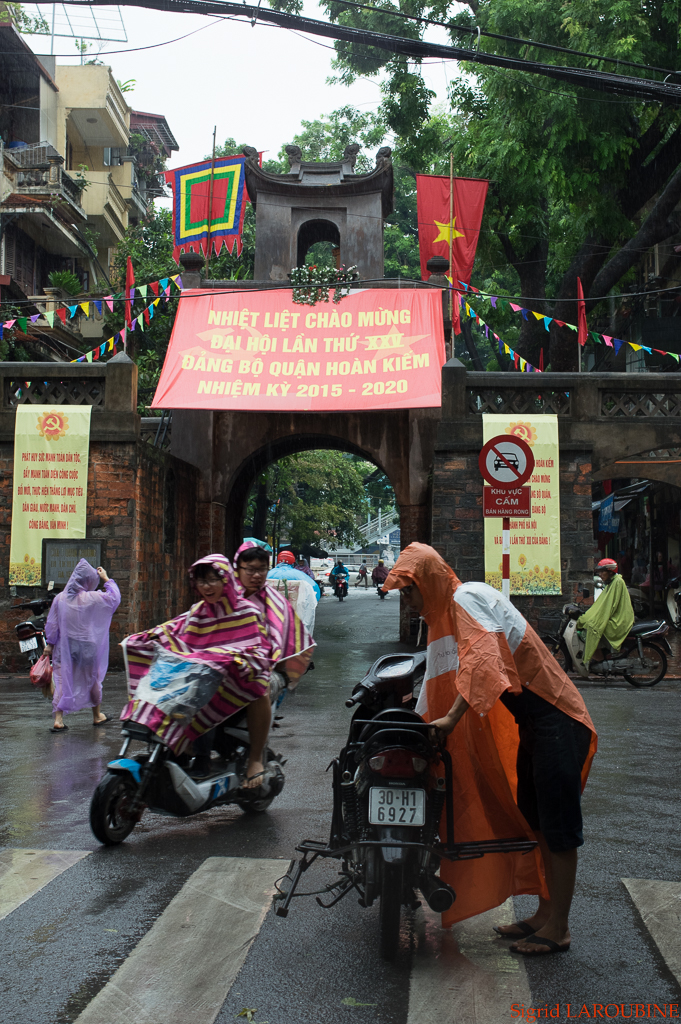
[666, 576, 681, 630]
[544, 595, 671, 687]
[89, 661, 287, 846]
[274, 651, 536, 960]
[333, 572, 349, 602]
[14, 595, 54, 668]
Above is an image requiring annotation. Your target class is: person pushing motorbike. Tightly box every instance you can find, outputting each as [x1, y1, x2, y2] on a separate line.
[384, 543, 597, 957]
[577, 558, 634, 668]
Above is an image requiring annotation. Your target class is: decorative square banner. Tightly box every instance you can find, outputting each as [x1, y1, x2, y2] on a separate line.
[483, 413, 561, 595]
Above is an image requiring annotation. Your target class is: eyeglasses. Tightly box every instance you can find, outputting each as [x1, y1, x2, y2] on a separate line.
[196, 577, 222, 587]
[240, 566, 268, 577]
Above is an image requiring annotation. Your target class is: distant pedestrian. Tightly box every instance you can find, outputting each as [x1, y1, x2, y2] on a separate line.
[44, 561, 121, 733]
[355, 560, 369, 588]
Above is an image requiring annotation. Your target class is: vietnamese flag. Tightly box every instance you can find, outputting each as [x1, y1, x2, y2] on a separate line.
[416, 174, 488, 285]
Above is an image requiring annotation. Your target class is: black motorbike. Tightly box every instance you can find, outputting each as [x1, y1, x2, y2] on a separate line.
[14, 595, 54, 668]
[89, 673, 287, 846]
[275, 651, 536, 960]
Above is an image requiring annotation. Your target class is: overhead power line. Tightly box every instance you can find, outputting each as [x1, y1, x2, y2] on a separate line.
[327, 0, 681, 79]
[50, 0, 681, 105]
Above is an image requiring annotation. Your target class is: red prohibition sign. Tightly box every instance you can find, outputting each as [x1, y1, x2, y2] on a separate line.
[478, 434, 535, 488]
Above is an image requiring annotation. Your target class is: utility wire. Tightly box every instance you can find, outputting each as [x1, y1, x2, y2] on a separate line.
[325, 0, 681, 79]
[50, 0, 681, 105]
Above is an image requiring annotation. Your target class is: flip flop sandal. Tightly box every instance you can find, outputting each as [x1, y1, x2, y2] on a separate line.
[93, 716, 111, 727]
[50, 724, 68, 733]
[493, 920, 536, 939]
[241, 769, 272, 795]
[511, 935, 570, 956]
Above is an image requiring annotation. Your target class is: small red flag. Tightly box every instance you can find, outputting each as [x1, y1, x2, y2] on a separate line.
[577, 277, 587, 347]
[56, 308, 67, 324]
[416, 174, 488, 284]
[149, 281, 159, 297]
[125, 257, 135, 327]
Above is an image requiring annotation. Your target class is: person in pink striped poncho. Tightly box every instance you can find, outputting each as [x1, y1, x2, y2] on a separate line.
[121, 554, 314, 784]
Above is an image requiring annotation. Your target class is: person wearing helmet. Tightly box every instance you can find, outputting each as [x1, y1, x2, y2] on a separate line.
[577, 558, 634, 667]
[277, 550, 296, 566]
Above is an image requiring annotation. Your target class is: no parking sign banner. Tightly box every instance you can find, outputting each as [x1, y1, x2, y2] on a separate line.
[483, 414, 561, 596]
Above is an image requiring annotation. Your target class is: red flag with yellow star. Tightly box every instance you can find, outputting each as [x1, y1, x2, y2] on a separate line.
[416, 174, 488, 284]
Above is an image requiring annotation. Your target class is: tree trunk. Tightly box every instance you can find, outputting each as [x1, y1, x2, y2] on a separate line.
[251, 473, 269, 540]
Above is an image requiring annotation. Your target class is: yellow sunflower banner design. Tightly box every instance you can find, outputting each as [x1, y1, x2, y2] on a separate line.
[9, 406, 92, 586]
[483, 414, 561, 596]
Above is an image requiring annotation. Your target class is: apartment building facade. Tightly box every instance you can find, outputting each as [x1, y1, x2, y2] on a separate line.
[0, 19, 177, 354]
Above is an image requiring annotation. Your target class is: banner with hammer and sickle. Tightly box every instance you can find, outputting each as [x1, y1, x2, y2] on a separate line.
[10, 406, 92, 586]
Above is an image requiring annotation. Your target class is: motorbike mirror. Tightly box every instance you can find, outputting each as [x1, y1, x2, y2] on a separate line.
[582, 588, 590, 599]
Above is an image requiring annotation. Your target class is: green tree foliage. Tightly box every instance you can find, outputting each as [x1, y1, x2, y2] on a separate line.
[278, 0, 681, 369]
[246, 451, 394, 550]
[105, 206, 180, 410]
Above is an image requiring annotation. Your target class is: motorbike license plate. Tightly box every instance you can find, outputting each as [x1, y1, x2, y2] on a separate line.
[19, 637, 38, 652]
[369, 787, 425, 826]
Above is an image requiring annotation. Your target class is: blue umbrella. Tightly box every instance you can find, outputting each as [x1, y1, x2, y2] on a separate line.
[267, 565, 321, 602]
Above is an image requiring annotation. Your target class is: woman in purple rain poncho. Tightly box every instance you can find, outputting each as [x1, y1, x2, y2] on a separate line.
[44, 560, 121, 732]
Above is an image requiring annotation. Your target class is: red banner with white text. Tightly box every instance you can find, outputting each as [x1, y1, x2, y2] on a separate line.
[151, 288, 446, 411]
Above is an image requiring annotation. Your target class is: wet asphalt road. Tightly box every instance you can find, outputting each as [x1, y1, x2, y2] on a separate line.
[1, 588, 681, 1023]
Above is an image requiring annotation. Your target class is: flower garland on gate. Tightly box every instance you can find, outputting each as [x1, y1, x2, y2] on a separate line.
[290, 264, 359, 305]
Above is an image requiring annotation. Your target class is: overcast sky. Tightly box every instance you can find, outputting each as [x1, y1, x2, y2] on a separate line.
[24, 2, 458, 170]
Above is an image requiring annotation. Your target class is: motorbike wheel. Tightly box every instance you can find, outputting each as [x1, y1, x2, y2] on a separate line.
[338, 594, 344, 602]
[623, 642, 667, 687]
[544, 639, 571, 676]
[379, 863, 402, 961]
[90, 772, 139, 845]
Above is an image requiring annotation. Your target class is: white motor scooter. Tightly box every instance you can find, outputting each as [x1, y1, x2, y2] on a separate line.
[666, 576, 681, 630]
[546, 596, 671, 687]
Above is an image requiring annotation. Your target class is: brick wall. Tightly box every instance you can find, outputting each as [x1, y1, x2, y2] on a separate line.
[0, 439, 201, 671]
[431, 445, 594, 633]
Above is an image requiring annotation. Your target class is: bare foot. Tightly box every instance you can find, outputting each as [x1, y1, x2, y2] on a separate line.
[243, 759, 265, 788]
[93, 712, 108, 724]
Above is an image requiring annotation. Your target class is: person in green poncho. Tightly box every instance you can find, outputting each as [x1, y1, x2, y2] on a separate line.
[577, 558, 635, 667]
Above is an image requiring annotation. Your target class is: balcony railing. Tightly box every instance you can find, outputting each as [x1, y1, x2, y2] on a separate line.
[4, 143, 84, 212]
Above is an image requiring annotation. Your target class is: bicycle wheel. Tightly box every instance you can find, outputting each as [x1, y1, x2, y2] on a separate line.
[623, 642, 667, 687]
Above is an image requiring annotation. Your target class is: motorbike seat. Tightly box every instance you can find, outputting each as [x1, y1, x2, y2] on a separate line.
[629, 620, 664, 635]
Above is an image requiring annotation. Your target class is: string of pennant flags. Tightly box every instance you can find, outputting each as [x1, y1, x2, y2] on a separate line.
[455, 282, 681, 368]
[0, 274, 184, 363]
[457, 291, 543, 372]
[70, 275, 184, 363]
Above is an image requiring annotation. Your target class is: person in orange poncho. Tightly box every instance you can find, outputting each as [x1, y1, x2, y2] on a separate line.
[383, 544, 597, 956]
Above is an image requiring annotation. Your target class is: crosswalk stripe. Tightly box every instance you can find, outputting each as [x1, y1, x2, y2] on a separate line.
[0, 848, 90, 922]
[407, 898, 532, 1023]
[623, 877, 681, 985]
[74, 856, 284, 1024]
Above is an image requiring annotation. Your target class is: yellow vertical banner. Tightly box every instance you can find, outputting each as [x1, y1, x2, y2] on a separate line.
[483, 414, 561, 595]
[9, 406, 92, 585]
